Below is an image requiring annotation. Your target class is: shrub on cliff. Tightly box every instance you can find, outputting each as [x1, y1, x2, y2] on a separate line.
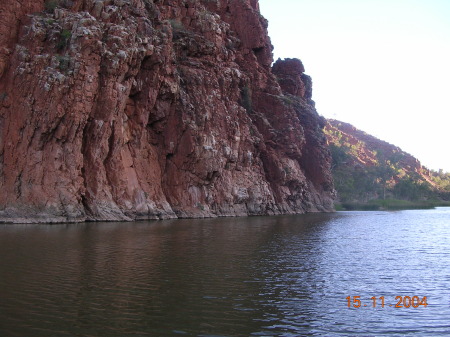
[57, 29, 72, 51]
[44, 0, 73, 13]
[240, 86, 252, 113]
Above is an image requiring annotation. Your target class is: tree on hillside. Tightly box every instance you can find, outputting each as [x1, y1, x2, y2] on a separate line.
[375, 150, 397, 200]
[393, 178, 433, 201]
[329, 144, 348, 169]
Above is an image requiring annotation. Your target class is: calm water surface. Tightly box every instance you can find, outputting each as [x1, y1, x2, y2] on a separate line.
[1, 208, 449, 336]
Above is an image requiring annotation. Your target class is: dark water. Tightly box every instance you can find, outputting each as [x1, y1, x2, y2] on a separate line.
[1, 208, 449, 336]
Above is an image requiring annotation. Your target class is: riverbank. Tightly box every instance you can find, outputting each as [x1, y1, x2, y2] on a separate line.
[335, 199, 450, 211]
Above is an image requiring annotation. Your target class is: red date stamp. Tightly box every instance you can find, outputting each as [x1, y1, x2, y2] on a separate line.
[346, 296, 428, 308]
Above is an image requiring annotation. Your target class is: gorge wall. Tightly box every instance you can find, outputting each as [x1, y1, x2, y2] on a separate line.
[0, 0, 335, 223]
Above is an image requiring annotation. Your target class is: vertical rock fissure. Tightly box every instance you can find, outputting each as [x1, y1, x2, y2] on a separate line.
[80, 123, 93, 219]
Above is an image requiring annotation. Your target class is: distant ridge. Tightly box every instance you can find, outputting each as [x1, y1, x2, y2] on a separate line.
[325, 119, 450, 205]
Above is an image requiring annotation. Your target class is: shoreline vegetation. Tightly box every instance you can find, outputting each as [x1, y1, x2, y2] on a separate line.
[335, 199, 450, 211]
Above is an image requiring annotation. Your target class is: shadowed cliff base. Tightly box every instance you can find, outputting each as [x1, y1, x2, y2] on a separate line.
[0, 0, 335, 223]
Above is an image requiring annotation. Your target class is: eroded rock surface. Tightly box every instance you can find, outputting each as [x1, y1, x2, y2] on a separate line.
[0, 0, 335, 223]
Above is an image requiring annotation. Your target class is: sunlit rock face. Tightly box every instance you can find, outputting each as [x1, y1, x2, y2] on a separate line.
[0, 0, 335, 223]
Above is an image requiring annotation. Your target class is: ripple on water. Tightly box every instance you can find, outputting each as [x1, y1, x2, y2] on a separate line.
[0, 209, 450, 336]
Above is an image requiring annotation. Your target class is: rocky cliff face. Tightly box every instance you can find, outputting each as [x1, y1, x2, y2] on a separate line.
[0, 0, 335, 223]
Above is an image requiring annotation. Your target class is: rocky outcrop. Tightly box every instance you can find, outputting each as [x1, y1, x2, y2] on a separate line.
[272, 58, 314, 105]
[0, 0, 335, 223]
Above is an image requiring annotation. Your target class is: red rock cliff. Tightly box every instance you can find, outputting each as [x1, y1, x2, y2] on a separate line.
[0, 0, 335, 223]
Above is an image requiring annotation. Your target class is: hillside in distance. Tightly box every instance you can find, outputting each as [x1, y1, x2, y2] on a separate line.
[325, 119, 450, 208]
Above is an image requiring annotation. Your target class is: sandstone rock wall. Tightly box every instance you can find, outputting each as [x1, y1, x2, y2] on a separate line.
[0, 0, 335, 223]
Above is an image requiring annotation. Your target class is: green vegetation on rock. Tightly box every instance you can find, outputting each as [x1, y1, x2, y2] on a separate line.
[57, 29, 72, 51]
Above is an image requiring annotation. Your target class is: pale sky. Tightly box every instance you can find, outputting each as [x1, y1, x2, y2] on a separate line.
[259, 0, 450, 172]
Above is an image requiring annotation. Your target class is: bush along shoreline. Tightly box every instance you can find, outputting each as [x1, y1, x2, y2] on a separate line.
[335, 199, 450, 211]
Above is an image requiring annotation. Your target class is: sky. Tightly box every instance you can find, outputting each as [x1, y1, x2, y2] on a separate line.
[259, 0, 450, 172]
